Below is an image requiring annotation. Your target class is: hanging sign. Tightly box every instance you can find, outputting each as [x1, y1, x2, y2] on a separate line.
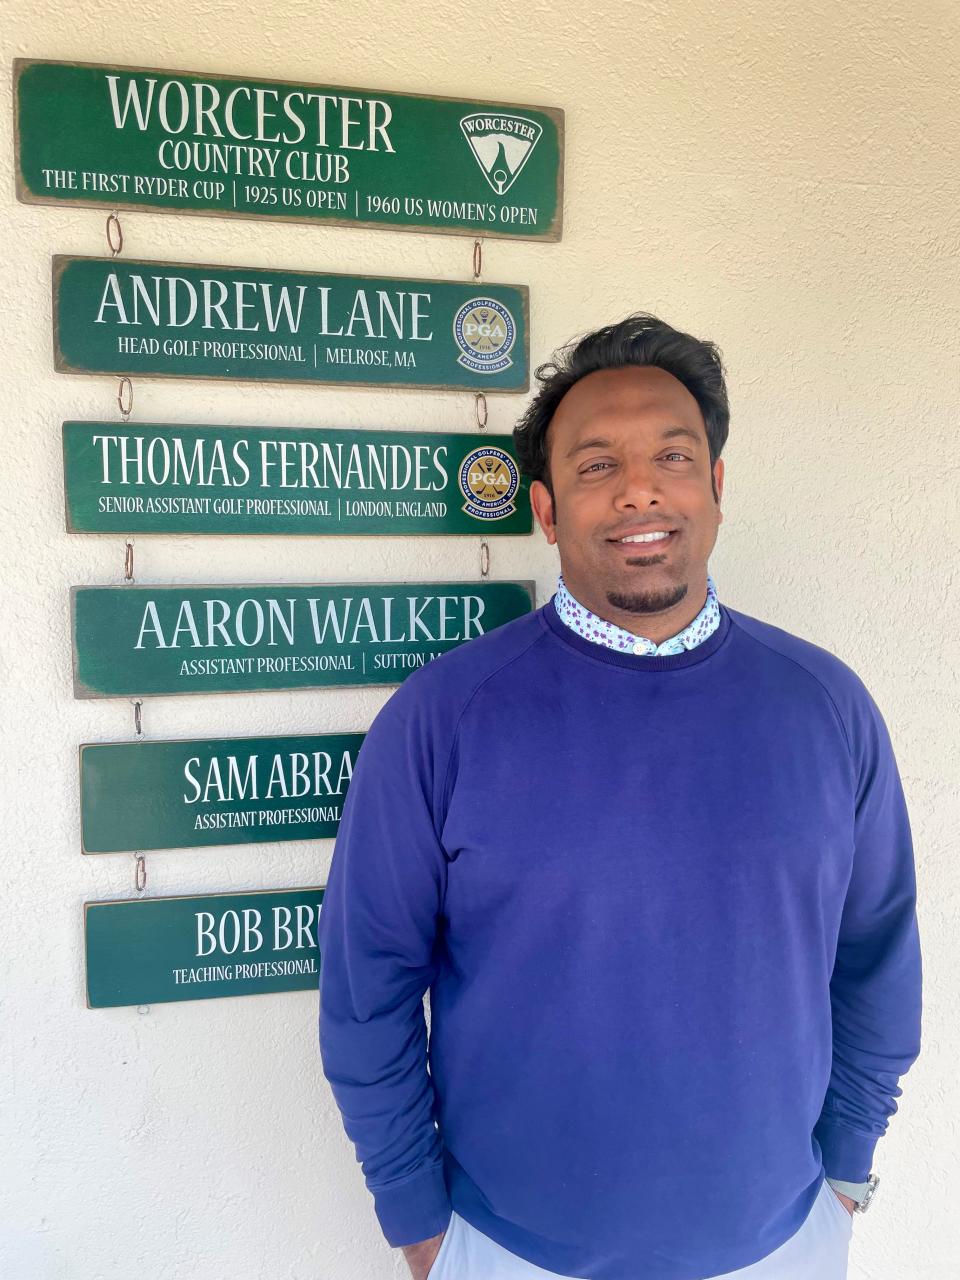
[85, 886, 326, 1007]
[80, 732, 363, 853]
[63, 422, 532, 535]
[72, 580, 535, 698]
[16, 59, 563, 241]
[53, 256, 530, 392]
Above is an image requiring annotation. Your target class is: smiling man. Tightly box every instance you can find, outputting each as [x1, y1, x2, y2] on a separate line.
[531, 359, 722, 649]
[317, 314, 923, 1280]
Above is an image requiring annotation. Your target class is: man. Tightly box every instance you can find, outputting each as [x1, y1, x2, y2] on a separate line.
[317, 314, 923, 1280]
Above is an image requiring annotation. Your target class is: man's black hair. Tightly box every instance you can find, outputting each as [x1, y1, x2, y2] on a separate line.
[513, 313, 730, 502]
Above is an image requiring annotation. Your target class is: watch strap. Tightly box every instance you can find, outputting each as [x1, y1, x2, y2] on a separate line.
[825, 1177, 870, 1199]
[825, 1172, 879, 1211]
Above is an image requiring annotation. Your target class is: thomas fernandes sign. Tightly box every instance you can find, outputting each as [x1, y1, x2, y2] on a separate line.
[71, 581, 535, 697]
[53, 257, 529, 392]
[62, 422, 531, 535]
[16, 59, 563, 240]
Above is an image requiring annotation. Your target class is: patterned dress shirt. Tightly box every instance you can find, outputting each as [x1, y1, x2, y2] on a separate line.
[553, 571, 720, 654]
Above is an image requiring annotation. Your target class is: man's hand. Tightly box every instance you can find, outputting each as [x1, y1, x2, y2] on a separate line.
[401, 1227, 447, 1280]
[831, 1189, 857, 1218]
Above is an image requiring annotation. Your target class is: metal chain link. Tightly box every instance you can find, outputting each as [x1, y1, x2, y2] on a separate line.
[474, 392, 488, 430]
[106, 210, 123, 257]
[117, 377, 133, 421]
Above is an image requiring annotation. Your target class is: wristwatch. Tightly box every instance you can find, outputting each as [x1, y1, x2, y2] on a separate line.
[825, 1173, 880, 1213]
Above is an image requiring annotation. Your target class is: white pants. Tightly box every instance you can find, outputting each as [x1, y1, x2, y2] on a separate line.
[427, 1177, 853, 1280]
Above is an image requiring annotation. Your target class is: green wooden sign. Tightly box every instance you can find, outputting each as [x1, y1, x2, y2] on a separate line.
[63, 422, 532, 536]
[80, 732, 363, 853]
[72, 580, 535, 698]
[85, 886, 326, 1007]
[16, 59, 563, 241]
[53, 256, 530, 392]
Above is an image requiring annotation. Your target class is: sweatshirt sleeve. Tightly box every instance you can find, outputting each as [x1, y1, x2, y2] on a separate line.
[316, 680, 453, 1248]
[813, 680, 923, 1181]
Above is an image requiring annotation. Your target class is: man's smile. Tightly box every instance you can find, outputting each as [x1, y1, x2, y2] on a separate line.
[607, 527, 678, 555]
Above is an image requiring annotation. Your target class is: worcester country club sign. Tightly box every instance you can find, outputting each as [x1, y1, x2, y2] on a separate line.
[15, 60, 563, 240]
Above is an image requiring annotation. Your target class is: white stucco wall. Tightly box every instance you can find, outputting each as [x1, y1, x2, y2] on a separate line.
[2, 2, 956, 1276]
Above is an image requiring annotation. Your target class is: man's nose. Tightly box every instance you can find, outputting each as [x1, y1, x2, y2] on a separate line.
[612, 458, 662, 508]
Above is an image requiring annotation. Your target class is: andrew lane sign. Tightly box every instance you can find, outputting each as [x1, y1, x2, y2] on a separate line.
[85, 886, 326, 1007]
[63, 422, 532, 535]
[71, 580, 535, 697]
[16, 59, 563, 240]
[53, 256, 529, 391]
[80, 732, 364, 853]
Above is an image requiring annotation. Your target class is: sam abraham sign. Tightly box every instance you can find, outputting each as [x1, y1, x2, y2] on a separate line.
[80, 732, 364, 853]
[53, 256, 529, 392]
[63, 422, 532, 536]
[85, 886, 326, 1007]
[16, 59, 563, 241]
[71, 581, 535, 698]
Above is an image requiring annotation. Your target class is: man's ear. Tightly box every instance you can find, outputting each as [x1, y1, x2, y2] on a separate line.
[714, 458, 725, 517]
[530, 479, 558, 546]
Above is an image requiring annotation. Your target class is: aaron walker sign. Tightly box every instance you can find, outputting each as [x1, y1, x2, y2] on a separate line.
[62, 422, 532, 535]
[16, 59, 563, 240]
[71, 580, 535, 698]
[80, 732, 364, 853]
[85, 886, 326, 1007]
[53, 256, 529, 392]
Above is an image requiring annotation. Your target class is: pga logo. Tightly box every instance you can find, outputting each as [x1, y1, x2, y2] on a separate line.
[452, 298, 517, 374]
[458, 446, 520, 521]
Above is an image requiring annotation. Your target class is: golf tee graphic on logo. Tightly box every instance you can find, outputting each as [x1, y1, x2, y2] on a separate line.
[460, 112, 544, 194]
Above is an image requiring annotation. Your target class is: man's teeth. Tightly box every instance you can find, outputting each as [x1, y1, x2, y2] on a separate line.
[619, 531, 671, 543]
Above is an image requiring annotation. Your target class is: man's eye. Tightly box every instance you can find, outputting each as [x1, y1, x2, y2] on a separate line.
[662, 453, 690, 462]
[582, 461, 612, 473]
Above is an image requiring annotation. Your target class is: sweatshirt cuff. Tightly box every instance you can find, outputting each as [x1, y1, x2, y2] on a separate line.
[813, 1117, 879, 1182]
[370, 1161, 452, 1247]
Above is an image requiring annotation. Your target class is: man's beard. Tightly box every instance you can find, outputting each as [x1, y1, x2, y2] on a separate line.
[606, 581, 688, 615]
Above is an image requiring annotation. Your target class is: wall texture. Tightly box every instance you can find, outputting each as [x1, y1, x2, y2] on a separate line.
[2, 2, 957, 1277]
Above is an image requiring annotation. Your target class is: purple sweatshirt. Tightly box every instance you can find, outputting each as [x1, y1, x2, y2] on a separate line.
[317, 595, 922, 1280]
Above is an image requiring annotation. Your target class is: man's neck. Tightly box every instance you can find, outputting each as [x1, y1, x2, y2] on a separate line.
[559, 574, 710, 647]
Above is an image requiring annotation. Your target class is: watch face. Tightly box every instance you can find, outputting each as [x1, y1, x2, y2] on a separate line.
[858, 1174, 880, 1212]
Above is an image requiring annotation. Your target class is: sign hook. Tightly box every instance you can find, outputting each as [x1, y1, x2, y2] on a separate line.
[106, 211, 123, 257]
[475, 392, 488, 431]
[116, 377, 133, 422]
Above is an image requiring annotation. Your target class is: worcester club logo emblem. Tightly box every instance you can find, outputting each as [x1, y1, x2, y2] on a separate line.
[453, 298, 516, 374]
[459, 113, 543, 195]
[458, 447, 520, 521]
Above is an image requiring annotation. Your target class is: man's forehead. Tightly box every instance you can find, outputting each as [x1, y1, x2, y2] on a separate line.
[551, 366, 704, 438]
